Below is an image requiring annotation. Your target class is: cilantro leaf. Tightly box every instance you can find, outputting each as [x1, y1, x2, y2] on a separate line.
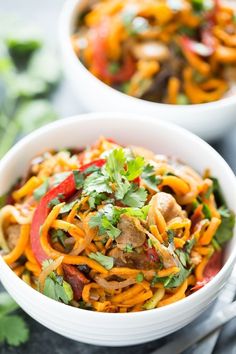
[60, 200, 77, 214]
[43, 272, 73, 304]
[88, 192, 108, 209]
[214, 208, 235, 246]
[123, 243, 133, 253]
[0, 315, 29, 346]
[83, 171, 112, 195]
[126, 156, 145, 181]
[142, 164, 162, 191]
[123, 184, 147, 208]
[152, 264, 191, 288]
[33, 178, 49, 200]
[0, 292, 29, 347]
[89, 252, 114, 270]
[89, 204, 121, 239]
[105, 148, 126, 180]
[73, 170, 84, 190]
[210, 177, 226, 207]
[136, 272, 144, 283]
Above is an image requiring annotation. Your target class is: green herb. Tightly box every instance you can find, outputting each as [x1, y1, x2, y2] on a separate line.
[123, 184, 147, 208]
[202, 204, 211, 219]
[5, 26, 42, 56]
[178, 26, 196, 37]
[176, 93, 190, 105]
[33, 178, 49, 200]
[142, 164, 162, 191]
[191, 0, 204, 12]
[175, 249, 188, 267]
[121, 205, 150, 220]
[108, 62, 120, 74]
[210, 177, 225, 207]
[43, 271, 73, 304]
[88, 192, 108, 209]
[126, 156, 145, 181]
[0, 292, 29, 346]
[123, 244, 133, 253]
[0, 194, 7, 208]
[152, 264, 191, 288]
[185, 237, 196, 253]
[60, 200, 77, 214]
[48, 196, 63, 208]
[83, 171, 112, 195]
[136, 272, 144, 283]
[89, 252, 114, 270]
[167, 229, 175, 243]
[73, 170, 84, 190]
[89, 204, 121, 239]
[51, 229, 68, 247]
[212, 237, 221, 251]
[214, 208, 235, 246]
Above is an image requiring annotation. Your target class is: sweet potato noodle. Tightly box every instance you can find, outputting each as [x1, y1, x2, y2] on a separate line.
[72, 0, 236, 104]
[0, 137, 235, 312]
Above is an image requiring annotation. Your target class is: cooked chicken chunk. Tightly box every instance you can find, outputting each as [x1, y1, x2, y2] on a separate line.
[116, 214, 146, 250]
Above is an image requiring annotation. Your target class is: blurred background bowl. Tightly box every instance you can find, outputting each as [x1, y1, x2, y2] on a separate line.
[59, 0, 236, 141]
[0, 112, 236, 346]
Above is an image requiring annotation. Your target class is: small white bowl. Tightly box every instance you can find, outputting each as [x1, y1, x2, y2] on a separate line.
[0, 112, 236, 346]
[58, 0, 236, 141]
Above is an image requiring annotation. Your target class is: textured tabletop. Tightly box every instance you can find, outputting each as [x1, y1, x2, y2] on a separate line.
[0, 1, 236, 353]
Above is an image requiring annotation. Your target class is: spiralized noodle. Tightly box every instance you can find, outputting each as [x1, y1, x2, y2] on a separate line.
[0, 136, 234, 312]
[71, 0, 236, 104]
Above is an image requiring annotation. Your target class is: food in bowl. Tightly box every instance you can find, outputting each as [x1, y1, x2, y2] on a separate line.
[0, 137, 235, 312]
[71, 0, 236, 105]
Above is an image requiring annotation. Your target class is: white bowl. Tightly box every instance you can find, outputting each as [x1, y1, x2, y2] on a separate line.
[0, 112, 236, 346]
[58, 0, 236, 141]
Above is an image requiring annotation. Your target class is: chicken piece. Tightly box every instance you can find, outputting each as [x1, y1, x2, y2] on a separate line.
[132, 41, 170, 62]
[62, 264, 89, 301]
[148, 192, 185, 225]
[109, 247, 153, 269]
[116, 214, 146, 250]
[5, 224, 21, 250]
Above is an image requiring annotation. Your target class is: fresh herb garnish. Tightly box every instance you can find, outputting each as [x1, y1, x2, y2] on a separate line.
[33, 178, 49, 200]
[43, 271, 73, 304]
[123, 184, 147, 208]
[123, 243, 133, 253]
[73, 170, 84, 190]
[0, 292, 29, 346]
[60, 200, 78, 214]
[142, 164, 162, 191]
[89, 204, 121, 239]
[89, 252, 114, 270]
[214, 208, 235, 246]
[136, 272, 144, 283]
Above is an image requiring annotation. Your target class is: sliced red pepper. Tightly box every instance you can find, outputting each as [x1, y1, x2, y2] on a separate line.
[30, 159, 105, 264]
[62, 264, 89, 300]
[91, 22, 135, 84]
[191, 250, 223, 292]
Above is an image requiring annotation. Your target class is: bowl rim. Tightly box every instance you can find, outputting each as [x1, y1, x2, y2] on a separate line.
[58, 0, 236, 111]
[0, 111, 236, 319]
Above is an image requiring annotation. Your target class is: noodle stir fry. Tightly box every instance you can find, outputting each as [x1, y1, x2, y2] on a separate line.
[0, 138, 235, 312]
[72, 0, 236, 104]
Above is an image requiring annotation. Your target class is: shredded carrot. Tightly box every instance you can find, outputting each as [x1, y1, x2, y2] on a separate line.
[12, 177, 42, 201]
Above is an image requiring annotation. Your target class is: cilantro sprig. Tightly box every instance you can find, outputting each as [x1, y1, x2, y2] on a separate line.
[89, 252, 114, 270]
[41, 260, 73, 304]
[0, 292, 29, 346]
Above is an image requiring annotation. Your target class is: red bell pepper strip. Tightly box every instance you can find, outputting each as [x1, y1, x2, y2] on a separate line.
[91, 22, 135, 84]
[62, 264, 89, 300]
[191, 250, 223, 292]
[30, 159, 105, 264]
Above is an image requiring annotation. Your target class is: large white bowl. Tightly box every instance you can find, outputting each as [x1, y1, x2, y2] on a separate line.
[58, 0, 236, 141]
[0, 112, 236, 346]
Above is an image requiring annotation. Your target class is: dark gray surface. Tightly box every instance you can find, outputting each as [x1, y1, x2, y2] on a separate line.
[0, 1, 236, 353]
